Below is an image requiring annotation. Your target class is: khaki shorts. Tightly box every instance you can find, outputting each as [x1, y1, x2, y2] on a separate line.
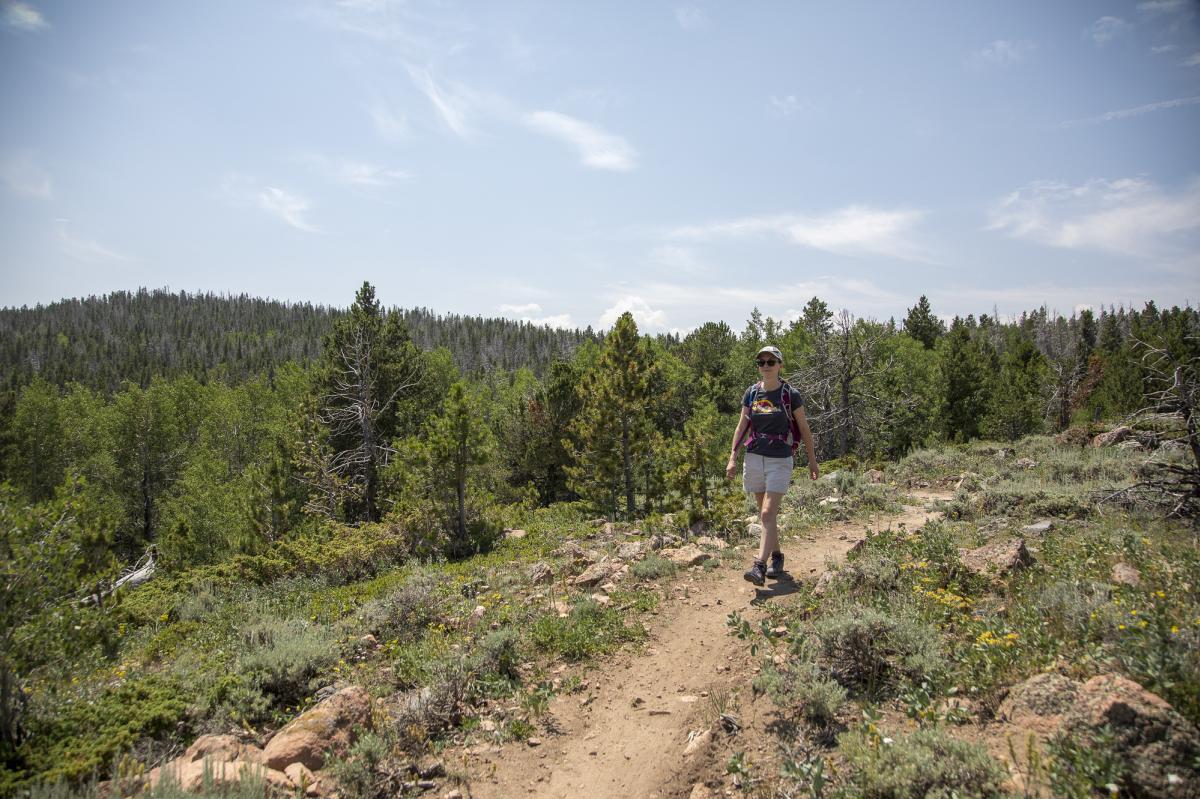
[743, 452, 794, 495]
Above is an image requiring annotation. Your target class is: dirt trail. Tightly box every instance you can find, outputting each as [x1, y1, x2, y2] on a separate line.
[460, 493, 950, 799]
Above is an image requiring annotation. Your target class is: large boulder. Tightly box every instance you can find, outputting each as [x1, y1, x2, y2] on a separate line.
[1111, 562, 1142, 588]
[997, 672, 1079, 725]
[1061, 674, 1200, 798]
[617, 541, 646, 561]
[661, 545, 712, 567]
[527, 561, 554, 585]
[959, 538, 1035, 577]
[262, 686, 372, 771]
[149, 760, 292, 793]
[573, 560, 621, 587]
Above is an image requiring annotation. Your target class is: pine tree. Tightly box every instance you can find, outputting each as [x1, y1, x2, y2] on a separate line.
[903, 296, 944, 350]
[316, 282, 424, 522]
[566, 313, 656, 520]
[982, 336, 1047, 441]
[424, 381, 495, 554]
[940, 319, 992, 442]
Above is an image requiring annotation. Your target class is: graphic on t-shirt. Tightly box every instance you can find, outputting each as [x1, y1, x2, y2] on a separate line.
[751, 397, 778, 414]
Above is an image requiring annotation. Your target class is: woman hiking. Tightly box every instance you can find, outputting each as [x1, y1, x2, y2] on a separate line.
[725, 345, 819, 586]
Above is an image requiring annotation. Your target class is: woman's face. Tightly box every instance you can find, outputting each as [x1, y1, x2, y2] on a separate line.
[756, 356, 780, 374]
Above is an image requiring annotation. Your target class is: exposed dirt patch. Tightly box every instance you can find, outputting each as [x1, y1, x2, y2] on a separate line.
[454, 494, 951, 799]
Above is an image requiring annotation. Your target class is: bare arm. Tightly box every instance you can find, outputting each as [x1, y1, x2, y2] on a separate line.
[726, 406, 751, 479]
[793, 405, 819, 480]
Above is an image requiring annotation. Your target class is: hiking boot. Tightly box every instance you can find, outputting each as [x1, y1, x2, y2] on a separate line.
[766, 551, 785, 579]
[743, 559, 766, 586]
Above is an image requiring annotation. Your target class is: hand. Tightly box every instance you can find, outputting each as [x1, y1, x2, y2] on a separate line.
[726, 457, 738, 480]
[809, 465, 820, 481]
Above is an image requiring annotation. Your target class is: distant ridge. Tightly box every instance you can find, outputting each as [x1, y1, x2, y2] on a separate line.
[0, 288, 597, 392]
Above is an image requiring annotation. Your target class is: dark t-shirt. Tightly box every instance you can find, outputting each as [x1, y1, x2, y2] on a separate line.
[742, 383, 804, 458]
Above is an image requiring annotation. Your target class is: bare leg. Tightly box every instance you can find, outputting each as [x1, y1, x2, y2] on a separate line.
[756, 491, 783, 563]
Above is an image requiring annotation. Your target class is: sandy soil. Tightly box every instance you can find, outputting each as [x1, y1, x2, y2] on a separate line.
[455, 493, 951, 799]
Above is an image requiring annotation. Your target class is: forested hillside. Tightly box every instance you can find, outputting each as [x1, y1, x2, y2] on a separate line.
[1, 283, 1197, 794]
[0, 288, 597, 392]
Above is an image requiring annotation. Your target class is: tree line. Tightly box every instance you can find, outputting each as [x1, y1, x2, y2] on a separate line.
[0, 288, 598, 394]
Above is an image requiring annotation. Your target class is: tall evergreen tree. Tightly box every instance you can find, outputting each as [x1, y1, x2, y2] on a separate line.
[316, 282, 424, 522]
[424, 381, 495, 554]
[940, 319, 992, 442]
[903, 295, 944, 350]
[566, 312, 656, 520]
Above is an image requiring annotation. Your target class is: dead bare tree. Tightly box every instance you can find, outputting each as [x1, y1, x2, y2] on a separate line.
[1100, 332, 1200, 520]
[317, 327, 420, 522]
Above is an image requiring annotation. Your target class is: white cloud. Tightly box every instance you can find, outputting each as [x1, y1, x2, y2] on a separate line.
[407, 65, 475, 138]
[1183, 52, 1200, 67]
[303, 153, 409, 186]
[1061, 95, 1200, 126]
[971, 39, 1035, 67]
[3, 2, 48, 31]
[598, 296, 668, 331]
[257, 187, 319, 232]
[649, 245, 710, 275]
[499, 302, 542, 314]
[670, 205, 927, 260]
[1151, 44, 1179, 53]
[1138, 0, 1188, 14]
[768, 95, 802, 116]
[524, 111, 637, 171]
[987, 177, 1200, 257]
[368, 102, 409, 142]
[55, 220, 128, 263]
[1, 151, 51, 199]
[675, 6, 708, 30]
[1089, 16, 1131, 46]
[522, 313, 574, 329]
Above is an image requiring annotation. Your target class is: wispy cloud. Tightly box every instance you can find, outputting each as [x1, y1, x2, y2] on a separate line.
[406, 65, 476, 138]
[524, 111, 637, 171]
[368, 101, 409, 142]
[970, 39, 1035, 67]
[302, 153, 409, 186]
[599, 296, 668, 331]
[1138, 0, 1189, 14]
[674, 6, 708, 31]
[498, 302, 542, 315]
[768, 95, 802, 116]
[257, 187, 319, 232]
[670, 206, 928, 260]
[988, 177, 1200, 257]
[55, 220, 129, 263]
[0, 151, 51, 199]
[649, 245, 710, 275]
[1151, 43, 1179, 53]
[1061, 95, 1200, 126]
[1183, 52, 1200, 67]
[222, 174, 320, 232]
[3, 1, 48, 31]
[1089, 16, 1131, 46]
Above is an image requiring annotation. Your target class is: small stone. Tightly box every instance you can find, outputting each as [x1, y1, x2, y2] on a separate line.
[504, 528, 528, 539]
[1015, 457, 1037, 469]
[959, 538, 1035, 577]
[527, 737, 542, 747]
[1022, 520, 1053, 535]
[684, 729, 711, 757]
[1111, 562, 1141, 587]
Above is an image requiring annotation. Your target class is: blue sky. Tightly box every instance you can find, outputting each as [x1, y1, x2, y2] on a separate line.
[2, 1, 1198, 333]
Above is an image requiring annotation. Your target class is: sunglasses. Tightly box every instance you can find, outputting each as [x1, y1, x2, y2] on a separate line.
[755, 358, 778, 367]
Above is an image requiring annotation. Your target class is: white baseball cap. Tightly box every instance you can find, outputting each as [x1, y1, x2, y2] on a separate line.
[755, 346, 783, 361]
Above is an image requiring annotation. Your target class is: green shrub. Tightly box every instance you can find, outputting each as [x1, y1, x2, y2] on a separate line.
[836, 727, 1010, 798]
[815, 606, 944, 697]
[237, 616, 336, 706]
[530, 599, 645, 661]
[329, 732, 391, 799]
[354, 576, 442, 644]
[471, 627, 521, 682]
[1046, 727, 1124, 799]
[755, 664, 847, 730]
[632, 555, 677, 580]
